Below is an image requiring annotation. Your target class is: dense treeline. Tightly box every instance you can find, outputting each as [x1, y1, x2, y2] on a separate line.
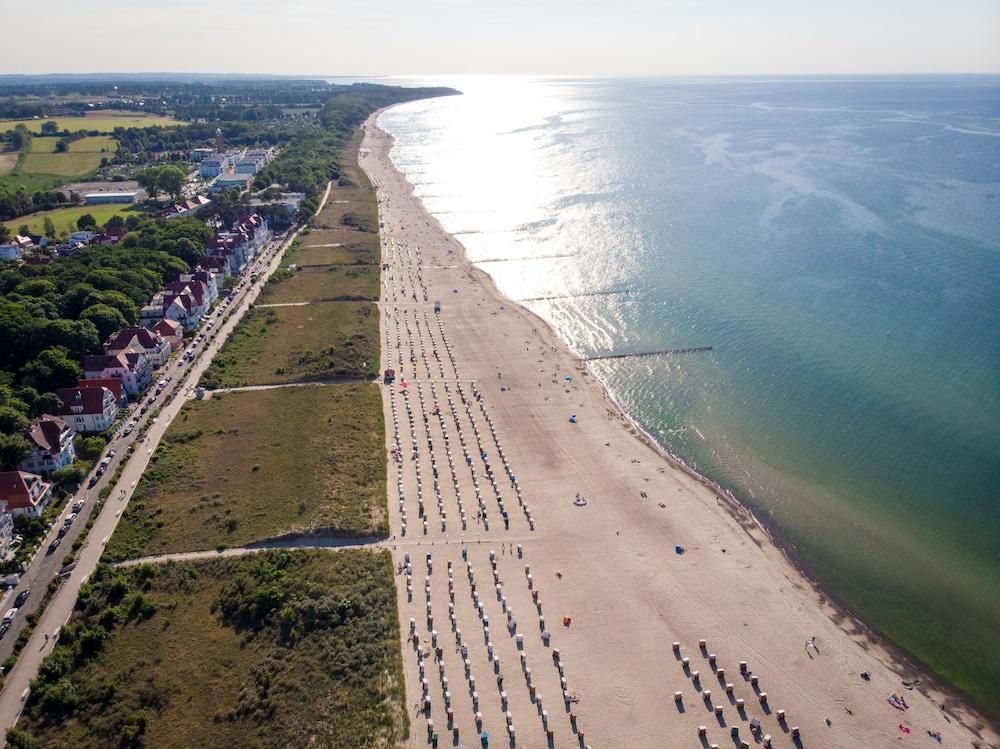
[0, 244, 187, 467]
[119, 217, 211, 266]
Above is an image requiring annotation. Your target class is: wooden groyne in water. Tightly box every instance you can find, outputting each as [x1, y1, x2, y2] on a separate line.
[519, 289, 632, 302]
[583, 346, 713, 362]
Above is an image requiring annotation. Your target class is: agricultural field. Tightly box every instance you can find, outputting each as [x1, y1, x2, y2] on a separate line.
[12, 550, 408, 749]
[3, 202, 142, 236]
[104, 384, 386, 560]
[200, 300, 378, 388]
[259, 264, 379, 304]
[1, 134, 119, 192]
[0, 149, 17, 176]
[0, 112, 186, 134]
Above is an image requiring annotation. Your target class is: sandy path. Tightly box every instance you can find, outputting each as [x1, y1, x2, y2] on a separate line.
[361, 115, 998, 749]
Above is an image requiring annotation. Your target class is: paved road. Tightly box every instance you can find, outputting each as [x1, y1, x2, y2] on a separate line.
[0, 187, 327, 733]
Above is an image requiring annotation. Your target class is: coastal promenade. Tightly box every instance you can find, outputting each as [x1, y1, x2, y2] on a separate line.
[0, 185, 329, 736]
[361, 114, 999, 748]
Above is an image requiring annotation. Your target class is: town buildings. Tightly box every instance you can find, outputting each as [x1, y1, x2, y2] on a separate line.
[19, 416, 76, 477]
[0, 471, 53, 519]
[54, 385, 119, 433]
[82, 352, 152, 397]
[104, 327, 172, 369]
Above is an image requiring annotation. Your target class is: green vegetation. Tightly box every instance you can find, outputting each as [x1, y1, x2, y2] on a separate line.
[281, 239, 379, 267]
[201, 301, 377, 388]
[259, 265, 379, 304]
[105, 384, 386, 559]
[2, 204, 141, 236]
[0, 114, 185, 135]
[119, 216, 212, 266]
[2, 133, 119, 193]
[15, 550, 407, 749]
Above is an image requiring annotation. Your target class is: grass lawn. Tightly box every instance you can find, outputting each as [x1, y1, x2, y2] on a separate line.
[0, 113, 186, 134]
[259, 264, 379, 304]
[3, 203, 143, 236]
[1, 134, 120, 193]
[13, 550, 407, 749]
[104, 384, 386, 560]
[200, 301, 378, 388]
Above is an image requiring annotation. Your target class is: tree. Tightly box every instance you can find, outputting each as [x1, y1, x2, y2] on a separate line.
[31, 391, 63, 418]
[43, 217, 57, 240]
[17, 224, 29, 237]
[9, 124, 31, 151]
[135, 167, 160, 201]
[80, 304, 127, 342]
[104, 214, 125, 230]
[40, 121, 60, 136]
[0, 433, 30, 470]
[76, 214, 97, 231]
[19, 347, 83, 394]
[0, 406, 29, 435]
[157, 165, 187, 201]
[0, 225, 10, 244]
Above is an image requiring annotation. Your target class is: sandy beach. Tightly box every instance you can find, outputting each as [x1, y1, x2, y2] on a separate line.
[360, 112, 999, 749]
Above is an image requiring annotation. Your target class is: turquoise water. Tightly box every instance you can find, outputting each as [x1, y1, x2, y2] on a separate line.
[378, 76, 1000, 711]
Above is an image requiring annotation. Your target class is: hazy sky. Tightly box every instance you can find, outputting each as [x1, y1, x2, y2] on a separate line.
[4, 0, 999, 76]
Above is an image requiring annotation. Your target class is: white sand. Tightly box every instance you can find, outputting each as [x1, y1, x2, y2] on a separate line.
[361, 115, 998, 749]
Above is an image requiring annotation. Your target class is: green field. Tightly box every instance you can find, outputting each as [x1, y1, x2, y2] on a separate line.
[2, 134, 120, 193]
[200, 301, 378, 388]
[259, 264, 379, 304]
[13, 550, 407, 749]
[104, 384, 386, 560]
[287, 236, 380, 266]
[3, 203, 142, 236]
[0, 113, 186, 134]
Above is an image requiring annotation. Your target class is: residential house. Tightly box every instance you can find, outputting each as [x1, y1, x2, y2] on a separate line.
[198, 152, 236, 179]
[180, 270, 218, 306]
[93, 226, 128, 245]
[69, 230, 96, 245]
[75, 377, 128, 407]
[198, 254, 230, 278]
[152, 319, 184, 350]
[0, 471, 53, 519]
[82, 351, 152, 396]
[104, 327, 172, 369]
[54, 386, 119, 433]
[19, 415, 76, 477]
[161, 278, 209, 331]
[0, 235, 32, 261]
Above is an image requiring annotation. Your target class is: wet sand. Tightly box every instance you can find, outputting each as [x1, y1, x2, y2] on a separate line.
[361, 113, 999, 749]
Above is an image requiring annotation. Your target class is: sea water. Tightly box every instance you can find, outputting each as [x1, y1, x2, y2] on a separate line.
[378, 76, 1000, 711]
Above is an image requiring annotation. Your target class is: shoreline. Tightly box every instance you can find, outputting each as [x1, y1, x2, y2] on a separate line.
[364, 108, 999, 747]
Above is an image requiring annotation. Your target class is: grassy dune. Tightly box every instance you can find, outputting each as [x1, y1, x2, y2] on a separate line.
[104, 384, 386, 560]
[14, 550, 407, 749]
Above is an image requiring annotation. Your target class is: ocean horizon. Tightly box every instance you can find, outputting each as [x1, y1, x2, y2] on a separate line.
[377, 75, 1000, 713]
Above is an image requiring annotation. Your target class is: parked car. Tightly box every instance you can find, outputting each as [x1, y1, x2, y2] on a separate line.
[72, 501, 85, 512]
[13, 590, 29, 607]
[63, 513, 77, 526]
[123, 426, 134, 436]
[2, 608, 18, 625]
[57, 526, 68, 539]
[108, 449, 116, 458]
[88, 475, 100, 488]
[47, 539, 60, 554]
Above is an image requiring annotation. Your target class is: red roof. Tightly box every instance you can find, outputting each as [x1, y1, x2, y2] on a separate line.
[55, 386, 115, 416]
[24, 415, 71, 456]
[82, 353, 129, 373]
[76, 378, 124, 402]
[105, 327, 161, 352]
[0, 471, 50, 512]
[152, 319, 182, 337]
